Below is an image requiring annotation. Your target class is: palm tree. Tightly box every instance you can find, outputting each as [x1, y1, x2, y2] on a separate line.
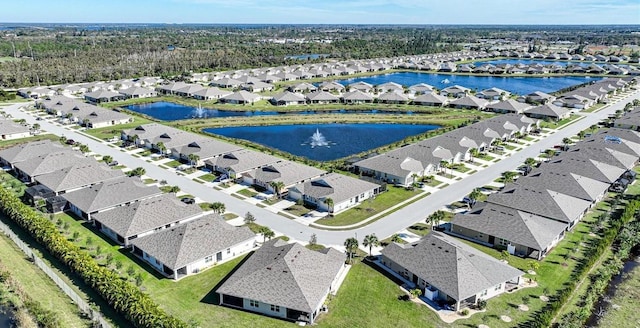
[156, 142, 166, 156]
[362, 234, 380, 257]
[32, 123, 40, 131]
[210, 202, 225, 214]
[468, 188, 483, 208]
[426, 210, 446, 230]
[78, 144, 90, 153]
[344, 237, 359, 264]
[324, 198, 334, 215]
[524, 157, 536, 169]
[409, 288, 422, 299]
[501, 171, 517, 184]
[577, 130, 586, 140]
[258, 226, 275, 242]
[469, 148, 479, 163]
[129, 167, 146, 177]
[131, 134, 140, 146]
[439, 160, 450, 177]
[562, 137, 572, 150]
[270, 181, 285, 199]
[390, 234, 403, 243]
[102, 155, 113, 164]
[589, 124, 598, 133]
[545, 148, 556, 162]
[411, 173, 419, 185]
[187, 153, 200, 168]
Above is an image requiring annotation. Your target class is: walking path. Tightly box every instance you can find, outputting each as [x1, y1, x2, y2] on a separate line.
[3, 87, 639, 248]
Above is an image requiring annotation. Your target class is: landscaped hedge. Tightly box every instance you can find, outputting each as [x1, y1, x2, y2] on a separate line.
[0, 186, 187, 328]
[523, 198, 640, 328]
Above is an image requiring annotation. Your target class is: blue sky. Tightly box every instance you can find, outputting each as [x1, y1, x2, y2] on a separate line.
[3, 0, 639, 24]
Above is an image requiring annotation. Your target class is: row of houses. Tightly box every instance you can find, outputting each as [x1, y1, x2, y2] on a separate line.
[121, 123, 381, 215]
[0, 139, 257, 280]
[354, 114, 539, 186]
[36, 96, 131, 129]
[551, 78, 632, 110]
[448, 127, 640, 261]
[437, 62, 638, 76]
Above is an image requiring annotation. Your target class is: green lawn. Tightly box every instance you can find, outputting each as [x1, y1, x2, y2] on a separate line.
[164, 160, 182, 168]
[476, 153, 495, 161]
[222, 213, 239, 220]
[283, 204, 313, 217]
[596, 263, 640, 327]
[450, 164, 471, 173]
[540, 114, 581, 130]
[198, 173, 218, 182]
[0, 233, 91, 328]
[407, 223, 432, 236]
[314, 186, 422, 227]
[237, 188, 258, 198]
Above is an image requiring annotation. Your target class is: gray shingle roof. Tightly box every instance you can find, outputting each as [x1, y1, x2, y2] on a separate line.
[93, 193, 203, 238]
[0, 140, 66, 164]
[14, 150, 93, 178]
[487, 184, 592, 223]
[216, 239, 345, 313]
[524, 104, 569, 119]
[34, 162, 124, 193]
[487, 99, 532, 113]
[172, 138, 242, 160]
[62, 176, 162, 213]
[249, 160, 325, 187]
[543, 156, 625, 183]
[451, 203, 568, 251]
[342, 90, 374, 101]
[449, 96, 488, 108]
[413, 93, 448, 105]
[564, 146, 637, 170]
[381, 232, 523, 302]
[130, 214, 255, 269]
[289, 173, 379, 204]
[205, 149, 281, 174]
[0, 120, 30, 136]
[517, 170, 610, 202]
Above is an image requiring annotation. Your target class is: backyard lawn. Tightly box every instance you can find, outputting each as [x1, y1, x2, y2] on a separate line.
[313, 186, 422, 227]
[84, 116, 153, 140]
[0, 233, 90, 328]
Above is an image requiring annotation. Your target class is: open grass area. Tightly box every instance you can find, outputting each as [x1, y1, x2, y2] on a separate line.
[236, 188, 258, 198]
[407, 223, 432, 236]
[0, 233, 91, 328]
[283, 204, 313, 217]
[165, 160, 181, 168]
[540, 114, 581, 130]
[596, 262, 640, 328]
[197, 173, 218, 182]
[314, 186, 422, 227]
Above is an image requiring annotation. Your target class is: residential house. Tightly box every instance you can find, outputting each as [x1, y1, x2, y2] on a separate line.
[408, 83, 435, 95]
[318, 81, 345, 93]
[63, 176, 162, 220]
[377, 91, 409, 104]
[0, 119, 31, 140]
[347, 82, 374, 94]
[217, 239, 347, 324]
[192, 87, 232, 101]
[119, 87, 157, 99]
[288, 82, 317, 93]
[440, 85, 470, 98]
[477, 88, 510, 100]
[449, 203, 567, 260]
[288, 173, 380, 215]
[306, 91, 340, 104]
[341, 90, 374, 104]
[131, 214, 256, 280]
[93, 193, 204, 246]
[171, 138, 242, 165]
[271, 92, 307, 106]
[518, 91, 556, 104]
[13, 150, 93, 182]
[412, 93, 448, 107]
[204, 149, 281, 181]
[486, 99, 532, 114]
[33, 162, 124, 195]
[524, 104, 571, 121]
[83, 90, 124, 103]
[0, 140, 66, 169]
[449, 96, 488, 110]
[380, 232, 524, 311]
[246, 161, 325, 194]
[219, 91, 260, 105]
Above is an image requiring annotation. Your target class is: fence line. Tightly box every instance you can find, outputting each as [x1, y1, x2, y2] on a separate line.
[0, 219, 111, 328]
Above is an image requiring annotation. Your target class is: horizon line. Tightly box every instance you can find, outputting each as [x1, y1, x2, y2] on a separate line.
[1, 22, 640, 26]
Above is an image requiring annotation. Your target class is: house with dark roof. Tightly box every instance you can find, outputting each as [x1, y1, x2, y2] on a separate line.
[204, 149, 281, 180]
[93, 193, 204, 246]
[131, 214, 256, 280]
[34, 162, 124, 194]
[13, 150, 93, 182]
[83, 90, 124, 103]
[63, 176, 162, 220]
[246, 161, 325, 193]
[305, 91, 340, 104]
[0, 120, 31, 140]
[270, 92, 307, 106]
[449, 203, 567, 260]
[614, 110, 640, 131]
[341, 90, 374, 104]
[487, 184, 592, 228]
[170, 138, 242, 165]
[524, 104, 570, 121]
[288, 173, 380, 215]
[380, 232, 523, 311]
[412, 93, 448, 107]
[486, 99, 532, 114]
[440, 85, 470, 98]
[517, 91, 556, 105]
[449, 95, 488, 110]
[219, 90, 260, 105]
[0, 140, 66, 168]
[477, 87, 510, 100]
[217, 239, 348, 324]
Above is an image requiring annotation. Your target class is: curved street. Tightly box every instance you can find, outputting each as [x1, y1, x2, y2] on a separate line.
[4, 88, 638, 247]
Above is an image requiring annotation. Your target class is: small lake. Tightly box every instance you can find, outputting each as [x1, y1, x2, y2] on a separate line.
[336, 72, 593, 95]
[0, 305, 13, 328]
[285, 54, 329, 60]
[125, 102, 420, 121]
[204, 123, 440, 161]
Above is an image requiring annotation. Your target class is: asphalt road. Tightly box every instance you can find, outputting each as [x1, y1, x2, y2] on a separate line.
[4, 89, 639, 247]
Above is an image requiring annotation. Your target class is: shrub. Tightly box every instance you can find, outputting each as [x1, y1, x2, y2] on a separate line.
[460, 308, 470, 316]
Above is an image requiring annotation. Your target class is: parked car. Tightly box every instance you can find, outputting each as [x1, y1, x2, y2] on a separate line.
[180, 197, 195, 204]
[65, 139, 76, 145]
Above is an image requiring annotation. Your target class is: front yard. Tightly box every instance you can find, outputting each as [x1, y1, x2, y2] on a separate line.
[313, 186, 422, 227]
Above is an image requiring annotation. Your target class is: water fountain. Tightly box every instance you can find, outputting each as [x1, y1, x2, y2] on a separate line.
[191, 105, 207, 118]
[309, 129, 330, 148]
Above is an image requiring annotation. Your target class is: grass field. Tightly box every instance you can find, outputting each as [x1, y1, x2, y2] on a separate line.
[84, 116, 153, 140]
[0, 233, 90, 328]
[596, 262, 640, 328]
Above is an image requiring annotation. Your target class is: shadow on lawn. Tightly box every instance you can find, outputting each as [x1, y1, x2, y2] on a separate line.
[200, 251, 255, 305]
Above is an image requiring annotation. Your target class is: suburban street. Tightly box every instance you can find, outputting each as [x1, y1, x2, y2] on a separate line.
[3, 88, 639, 247]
